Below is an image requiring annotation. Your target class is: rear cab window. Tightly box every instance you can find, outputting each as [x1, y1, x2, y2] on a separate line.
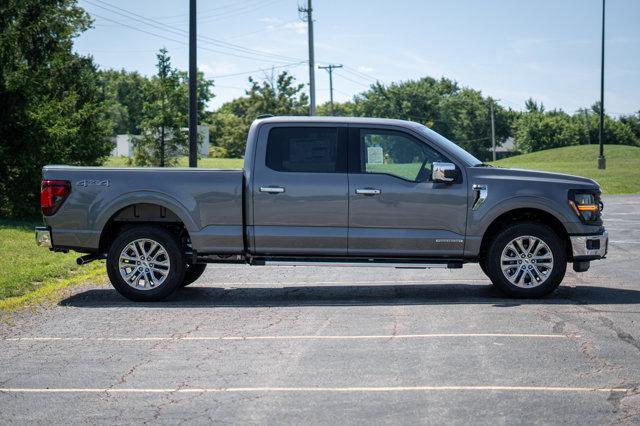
[266, 127, 346, 173]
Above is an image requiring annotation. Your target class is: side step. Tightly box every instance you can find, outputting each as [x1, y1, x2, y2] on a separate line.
[254, 258, 463, 269]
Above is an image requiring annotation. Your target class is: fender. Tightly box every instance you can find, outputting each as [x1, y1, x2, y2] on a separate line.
[470, 195, 573, 238]
[93, 190, 200, 236]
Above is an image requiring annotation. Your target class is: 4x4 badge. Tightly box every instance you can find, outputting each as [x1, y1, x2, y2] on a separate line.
[77, 179, 110, 188]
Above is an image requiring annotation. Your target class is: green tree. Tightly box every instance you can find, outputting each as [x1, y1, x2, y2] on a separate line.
[132, 48, 187, 167]
[524, 98, 545, 113]
[99, 69, 149, 135]
[583, 112, 638, 147]
[514, 111, 581, 153]
[349, 77, 511, 160]
[209, 112, 246, 158]
[176, 70, 214, 123]
[619, 111, 640, 142]
[210, 71, 308, 157]
[0, 0, 112, 217]
[317, 100, 357, 116]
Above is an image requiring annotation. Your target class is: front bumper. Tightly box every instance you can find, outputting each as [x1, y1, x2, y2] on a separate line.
[570, 231, 608, 260]
[35, 226, 52, 248]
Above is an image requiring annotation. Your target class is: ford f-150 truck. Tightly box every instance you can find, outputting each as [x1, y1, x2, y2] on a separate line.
[36, 116, 608, 301]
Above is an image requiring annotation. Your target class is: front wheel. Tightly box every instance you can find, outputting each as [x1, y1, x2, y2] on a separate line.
[106, 226, 186, 302]
[486, 222, 566, 298]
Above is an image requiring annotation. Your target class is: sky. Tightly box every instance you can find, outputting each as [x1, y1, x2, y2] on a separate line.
[75, 0, 640, 115]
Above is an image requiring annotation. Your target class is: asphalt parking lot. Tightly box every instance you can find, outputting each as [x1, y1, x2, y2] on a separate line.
[1, 195, 639, 424]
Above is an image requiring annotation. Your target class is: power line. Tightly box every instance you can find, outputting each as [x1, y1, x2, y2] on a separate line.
[342, 66, 378, 82]
[88, 0, 297, 62]
[210, 61, 307, 79]
[90, 13, 187, 45]
[87, 0, 305, 64]
[162, 0, 287, 25]
[334, 72, 371, 88]
[149, 0, 268, 21]
[195, 0, 287, 24]
[86, 16, 305, 80]
[90, 12, 300, 68]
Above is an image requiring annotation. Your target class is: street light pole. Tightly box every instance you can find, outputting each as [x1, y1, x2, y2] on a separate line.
[188, 0, 198, 168]
[490, 101, 496, 162]
[598, 0, 606, 170]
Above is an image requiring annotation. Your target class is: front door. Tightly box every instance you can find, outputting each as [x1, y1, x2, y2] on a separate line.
[252, 124, 349, 255]
[348, 127, 467, 257]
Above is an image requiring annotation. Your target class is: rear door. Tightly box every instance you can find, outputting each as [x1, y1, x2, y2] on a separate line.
[252, 124, 349, 255]
[347, 126, 467, 257]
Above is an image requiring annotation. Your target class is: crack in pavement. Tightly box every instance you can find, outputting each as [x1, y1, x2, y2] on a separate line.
[599, 316, 640, 353]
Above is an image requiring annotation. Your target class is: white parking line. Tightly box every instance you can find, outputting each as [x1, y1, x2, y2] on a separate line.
[0, 386, 628, 394]
[3, 333, 570, 342]
[610, 240, 640, 244]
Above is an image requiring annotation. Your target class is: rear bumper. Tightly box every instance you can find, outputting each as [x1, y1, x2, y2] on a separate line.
[570, 231, 608, 260]
[35, 226, 52, 248]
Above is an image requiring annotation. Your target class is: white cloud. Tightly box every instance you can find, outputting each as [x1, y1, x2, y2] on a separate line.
[283, 21, 306, 35]
[357, 66, 373, 73]
[260, 17, 282, 24]
[199, 62, 237, 77]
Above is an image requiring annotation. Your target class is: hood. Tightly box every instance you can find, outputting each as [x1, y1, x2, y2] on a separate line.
[470, 166, 600, 190]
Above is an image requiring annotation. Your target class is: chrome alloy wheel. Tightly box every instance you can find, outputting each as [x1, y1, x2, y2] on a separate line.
[500, 235, 554, 288]
[118, 238, 170, 290]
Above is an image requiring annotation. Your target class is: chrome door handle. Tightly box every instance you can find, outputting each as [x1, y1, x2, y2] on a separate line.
[355, 188, 381, 195]
[260, 186, 285, 194]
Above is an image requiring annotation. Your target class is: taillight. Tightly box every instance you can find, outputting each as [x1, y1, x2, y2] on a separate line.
[41, 180, 71, 216]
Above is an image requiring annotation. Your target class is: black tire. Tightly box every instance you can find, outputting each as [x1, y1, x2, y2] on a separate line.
[106, 226, 186, 302]
[486, 222, 566, 298]
[181, 263, 207, 287]
[479, 259, 489, 277]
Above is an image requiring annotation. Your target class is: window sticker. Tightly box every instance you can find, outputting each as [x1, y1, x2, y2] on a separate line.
[367, 146, 384, 164]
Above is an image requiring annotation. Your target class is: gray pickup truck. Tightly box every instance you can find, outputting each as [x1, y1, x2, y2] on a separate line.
[36, 116, 608, 301]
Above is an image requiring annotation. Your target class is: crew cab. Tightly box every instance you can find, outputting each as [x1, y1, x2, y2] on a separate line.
[36, 117, 608, 301]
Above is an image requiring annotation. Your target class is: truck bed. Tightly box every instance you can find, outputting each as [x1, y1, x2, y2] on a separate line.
[42, 166, 245, 254]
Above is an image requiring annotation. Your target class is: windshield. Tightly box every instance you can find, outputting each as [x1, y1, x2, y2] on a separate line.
[415, 124, 482, 167]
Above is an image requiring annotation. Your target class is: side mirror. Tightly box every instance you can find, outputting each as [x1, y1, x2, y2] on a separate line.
[432, 162, 457, 183]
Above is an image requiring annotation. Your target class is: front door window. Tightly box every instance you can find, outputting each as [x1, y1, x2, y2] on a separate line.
[361, 129, 446, 182]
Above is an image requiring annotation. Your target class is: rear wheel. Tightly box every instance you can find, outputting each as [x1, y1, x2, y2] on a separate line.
[181, 263, 207, 287]
[479, 259, 489, 276]
[106, 226, 185, 302]
[486, 222, 566, 298]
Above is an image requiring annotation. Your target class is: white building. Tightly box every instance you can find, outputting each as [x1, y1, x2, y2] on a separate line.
[111, 125, 210, 157]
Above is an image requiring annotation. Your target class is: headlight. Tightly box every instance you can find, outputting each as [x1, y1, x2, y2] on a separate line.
[568, 190, 603, 223]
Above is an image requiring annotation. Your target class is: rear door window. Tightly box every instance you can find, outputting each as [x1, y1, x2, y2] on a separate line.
[266, 127, 345, 173]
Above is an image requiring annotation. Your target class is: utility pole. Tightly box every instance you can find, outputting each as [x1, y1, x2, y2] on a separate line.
[318, 64, 342, 115]
[188, 0, 198, 168]
[598, 0, 606, 169]
[490, 101, 496, 161]
[298, 0, 316, 115]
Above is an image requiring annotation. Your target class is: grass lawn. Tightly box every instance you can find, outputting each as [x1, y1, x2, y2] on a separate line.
[105, 156, 244, 169]
[0, 218, 104, 310]
[491, 145, 640, 195]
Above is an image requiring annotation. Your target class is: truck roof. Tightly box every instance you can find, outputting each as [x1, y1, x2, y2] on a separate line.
[255, 115, 423, 128]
